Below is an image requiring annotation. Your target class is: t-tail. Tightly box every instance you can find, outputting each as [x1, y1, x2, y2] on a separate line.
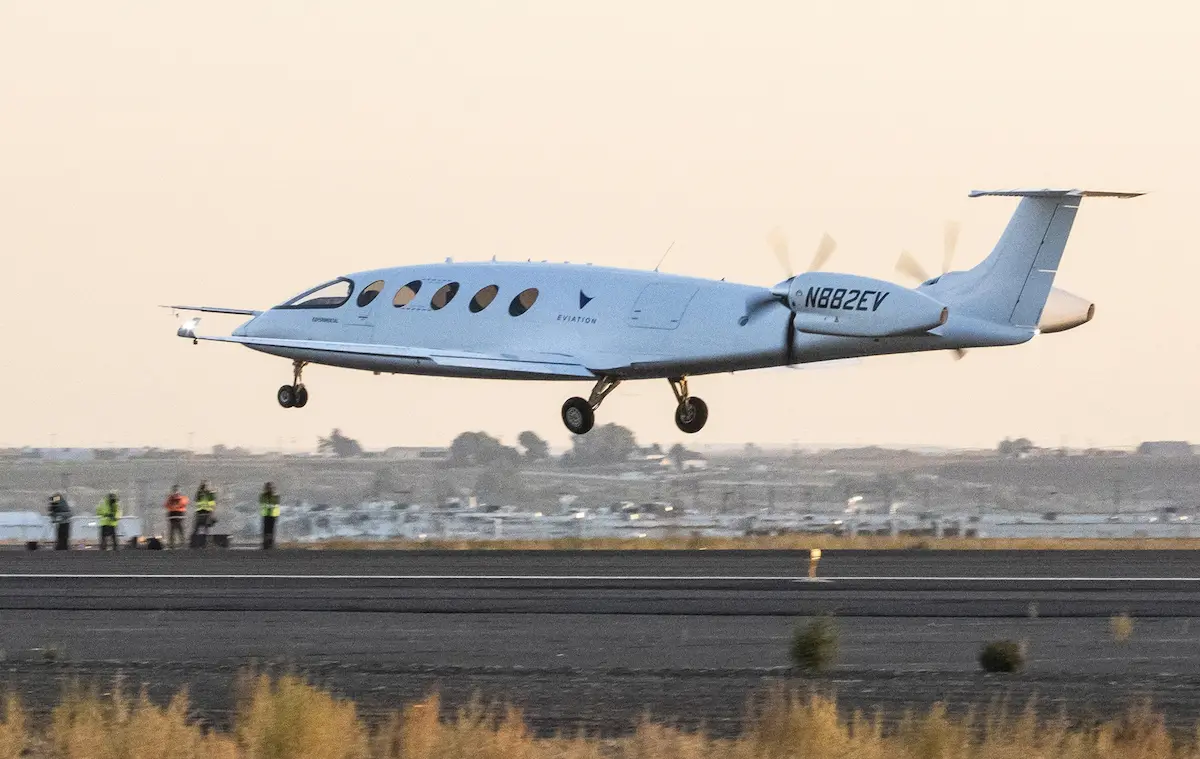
[927, 189, 1142, 331]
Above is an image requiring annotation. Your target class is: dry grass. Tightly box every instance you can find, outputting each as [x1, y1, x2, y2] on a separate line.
[49, 682, 237, 759]
[0, 695, 26, 759]
[299, 536, 1200, 551]
[4, 676, 1200, 758]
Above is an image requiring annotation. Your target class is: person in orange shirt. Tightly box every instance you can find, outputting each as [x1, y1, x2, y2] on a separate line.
[164, 484, 189, 549]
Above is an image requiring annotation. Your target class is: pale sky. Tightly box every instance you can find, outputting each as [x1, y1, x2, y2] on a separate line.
[1, 1, 1196, 452]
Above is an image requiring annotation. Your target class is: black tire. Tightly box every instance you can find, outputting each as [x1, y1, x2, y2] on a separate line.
[293, 384, 309, 408]
[277, 385, 296, 408]
[561, 397, 595, 435]
[674, 396, 709, 434]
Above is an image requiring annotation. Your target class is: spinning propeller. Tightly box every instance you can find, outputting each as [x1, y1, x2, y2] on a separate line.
[742, 230, 837, 365]
[894, 220, 966, 359]
[769, 227, 837, 278]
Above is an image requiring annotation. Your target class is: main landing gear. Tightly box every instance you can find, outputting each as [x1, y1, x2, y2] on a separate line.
[561, 376, 620, 435]
[561, 376, 708, 435]
[277, 360, 309, 409]
[669, 376, 708, 434]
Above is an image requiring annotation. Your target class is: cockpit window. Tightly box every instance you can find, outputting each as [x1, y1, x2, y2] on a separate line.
[430, 282, 460, 310]
[356, 280, 384, 308]
[393, 280, 422, 307]
[281, 278, 354, 309]
[469, 285, 499, 313]
[509, 287, 539, 316]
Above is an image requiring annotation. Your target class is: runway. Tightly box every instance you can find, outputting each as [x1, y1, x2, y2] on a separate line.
[4, 549, 1200, 616]
[4, 549, 1200, 734]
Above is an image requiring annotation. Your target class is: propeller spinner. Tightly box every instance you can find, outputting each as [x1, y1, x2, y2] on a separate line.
[742, 231, 837, 365]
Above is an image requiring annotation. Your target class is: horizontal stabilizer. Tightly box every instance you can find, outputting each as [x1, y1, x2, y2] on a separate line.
[969, 188, 1144, 199]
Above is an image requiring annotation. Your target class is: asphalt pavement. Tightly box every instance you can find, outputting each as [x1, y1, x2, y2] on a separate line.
[3, 549, 1200, 616]
[4, 549, 1200, 734]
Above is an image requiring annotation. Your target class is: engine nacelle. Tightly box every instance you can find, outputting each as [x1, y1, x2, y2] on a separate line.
[1038, 287, 1095, 334]
[786, 272, 948, 338]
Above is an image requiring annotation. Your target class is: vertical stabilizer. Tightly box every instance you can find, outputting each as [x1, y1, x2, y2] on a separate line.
[944, 189, 1141, 327]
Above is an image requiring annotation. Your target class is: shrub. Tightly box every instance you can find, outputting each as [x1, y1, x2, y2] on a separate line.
[791, 616, 839, 672]
[236, 674, 369, 759]
[979, 640, 1025, 673]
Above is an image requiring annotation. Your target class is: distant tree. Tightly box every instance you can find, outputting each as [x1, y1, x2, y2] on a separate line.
[318, 428, 364, 458]
[473, 459, 528, 505]
[668, 443, 689, 472]
[567, 423, 637, 466]
[517, 431, 550, 461]
[449, 431, 520, 467]
[997, 437, 1035, 459]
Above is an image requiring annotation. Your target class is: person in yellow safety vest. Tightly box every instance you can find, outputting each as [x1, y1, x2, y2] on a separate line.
[259, 482, 280, 550]
[96, 492, 121, 551]
[191, 481, 216, 547]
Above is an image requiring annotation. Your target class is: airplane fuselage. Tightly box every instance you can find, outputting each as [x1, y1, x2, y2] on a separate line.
[236, 261, 1028, 381]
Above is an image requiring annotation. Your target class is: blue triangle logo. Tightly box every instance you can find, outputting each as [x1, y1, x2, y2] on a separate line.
[579, 291, 594, 309]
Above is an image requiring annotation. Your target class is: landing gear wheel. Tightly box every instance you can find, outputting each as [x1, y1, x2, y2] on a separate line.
[561, 397, 595, 435]
[293, 384, 309, 408]
[674, 396, 709, 434]
[277, 385, 296, 408]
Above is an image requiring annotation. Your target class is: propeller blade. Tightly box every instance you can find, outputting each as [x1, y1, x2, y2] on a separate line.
[767, 227, 793, 278]
[808, 233, 837, 272]
[895, 250, 931, 284]
[942, 220, 961, 274]
[785, 311, 797, 365]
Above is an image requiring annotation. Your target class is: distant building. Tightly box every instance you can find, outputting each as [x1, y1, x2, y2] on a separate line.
[29, 448, 95, 462]
[382, 447, 449, 460]
[1136, 441, 1194, 457]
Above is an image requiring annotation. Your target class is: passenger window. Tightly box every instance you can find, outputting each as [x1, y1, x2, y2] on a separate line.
[393, 280, 422, 307]
[469, 285, 499, 313]
[282, 279, 354, 309]
[356, 280, 384, 308]
[430, 282, 460, 310]
[509, 287, 539, 316]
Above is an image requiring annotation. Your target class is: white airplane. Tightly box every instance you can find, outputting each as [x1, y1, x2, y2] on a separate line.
[173, 188, 1139, 435]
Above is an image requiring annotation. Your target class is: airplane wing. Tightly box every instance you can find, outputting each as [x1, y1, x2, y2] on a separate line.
[164, 305, 263, 316]
[177, 319, 597, 378]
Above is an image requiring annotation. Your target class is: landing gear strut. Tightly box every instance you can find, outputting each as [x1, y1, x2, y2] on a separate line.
[669, 376, 708, 434]
[560, 376, 708, 435]
[561, 376, 621, 435]
[277, 360, 309, 409]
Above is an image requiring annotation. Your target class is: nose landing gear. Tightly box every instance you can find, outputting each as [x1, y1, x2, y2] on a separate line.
[277, 360, 309, 409]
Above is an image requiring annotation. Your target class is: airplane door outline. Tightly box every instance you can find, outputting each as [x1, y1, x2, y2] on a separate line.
[627, 283, 699, 330]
